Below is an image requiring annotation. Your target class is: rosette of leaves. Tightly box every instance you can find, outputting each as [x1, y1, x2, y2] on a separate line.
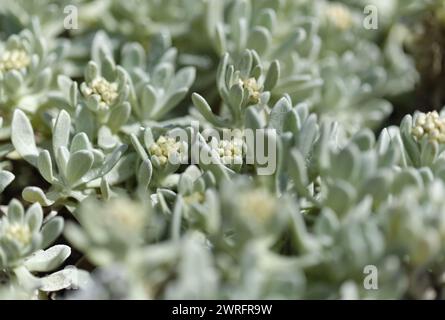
[309, 29, 417, 133]
[50, 71, 129, 152]
[315, 45, 394, 133]
[392, 109, 445, 170]
[283, 133, 445, 299]
[0, 199, 84, 295]
[187, 177, 308, 299]
[258, 95, 345, 194]
[45, 31, 128, 135]
[376, 180, 445, 299]
[121, 37, 196, 124]
[45, 36, 133, 158]
[277, 99, 408, 215]
[65, 199, 218, 300]
[191, 49, 280, 128]
[380, 180, 445, 265]
[65, 264, 139, 300]
[153, 165, 220, 238]
[64, 186, 217, 300]
[318, 132, 398, 212]
[205, 0, 279, 58]
[64, 197, 149, 266]
[0, 21, 56, 129]
[300, 178, 445, 299]
[157, 231, 218, 299]
[285, 105, 445, 217]
[204, 0, 323, 106]
[271, 0, 417, 132]
[224, 239, 307, 299]
[68, 231, 217, 300]
[300, 198, 408, 299]
[217, 177, 293, 242]
[51, 32, 196, 143]
[77, 52, 131, 149]
[99, 0, 204, 42]
[131, 126, 188, 190]
[212, 0, 325, 104]
[301, 1, 368, 55]
[11, 109, 127, 210]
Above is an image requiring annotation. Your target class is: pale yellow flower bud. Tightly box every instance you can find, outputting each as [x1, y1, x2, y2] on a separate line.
[412, 111, 445, 144]
[148, 135, 183, 166]
[0, 49, 30, 72]
[5, 224, 31, 245]
[86, 77, 119, 108]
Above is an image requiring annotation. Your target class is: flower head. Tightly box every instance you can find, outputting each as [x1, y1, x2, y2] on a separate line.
[239, 189, 277, 224]
[211, 137, 244, 165]
[0, 49, 30, 72]
[412, 111, 445, 143]
[4, 223, 31, 246]
[107, 199, 145, 232]
[325, 3, 353, 30]
[83, 76, 119, 109]
[148, 135, 183, 166]
[239, 77, 261, 103]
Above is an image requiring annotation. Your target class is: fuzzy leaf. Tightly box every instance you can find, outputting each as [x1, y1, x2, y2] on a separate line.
[192, 93, 230, 127]
[11, 110, 38, 165]
[108, 102, 131, 132]
[7, 199, 24, 223]
[0, 171, 14, 193]
[26, 203, 43, 233]
[22, 187, 55, 207]
[66, 150, 94, 185]
[41, 217, 64, 248]
[25, 245, 71, 272]
[37, 150, 54, 183]
[53, 110, 71, 154]
[138, 159, 153, 191]
[40, 267, 89, 292]
[247, 27, 271, 56]
[263, 60, 280, 91]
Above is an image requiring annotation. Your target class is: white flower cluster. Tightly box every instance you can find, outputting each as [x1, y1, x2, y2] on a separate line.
[3, 223, 31, 245]
[210, 138, 244, 165]
[239, 77, 261, 103]
[148, 135, 183, 166]
[412, 111, 445, 143]
[0, 49, 30, 72]
[239, 189, 277, 224]
[107, 199, 145, 232]
[84, 76, 119, 108]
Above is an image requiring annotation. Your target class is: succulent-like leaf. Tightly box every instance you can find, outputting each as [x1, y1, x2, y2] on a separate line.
[22, 187, 55, 207]
[37, 150, 54, 183]
[66, 150, 94, 186]
[53, 110, 71, 155]
[11, 110, 38, 165]
[24, 245, 71, 272]
[40, 217, 64, 248]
